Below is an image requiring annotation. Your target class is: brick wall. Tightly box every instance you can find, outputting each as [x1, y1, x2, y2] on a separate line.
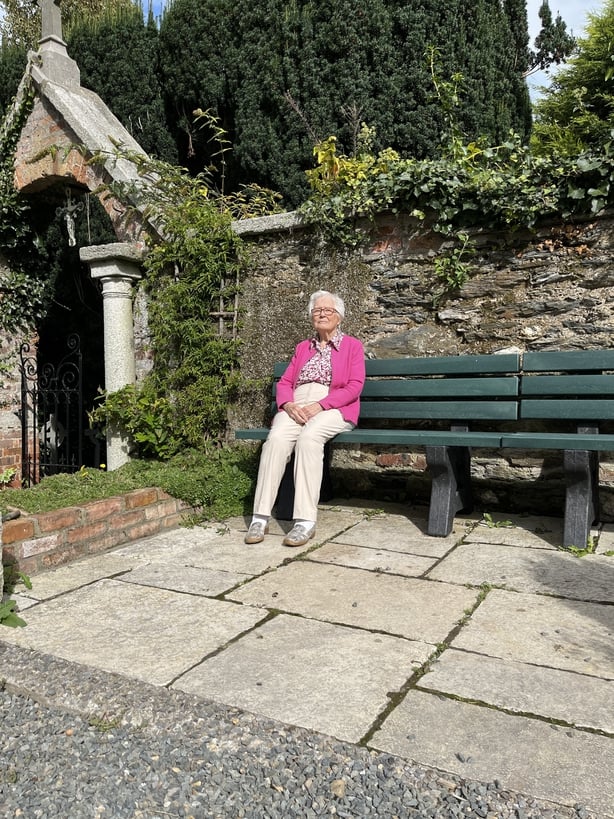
[0, 328, 25, 484]
[1, 487, 193, 576]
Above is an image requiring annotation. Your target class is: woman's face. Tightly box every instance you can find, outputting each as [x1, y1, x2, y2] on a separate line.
[311, 296, 341, 337]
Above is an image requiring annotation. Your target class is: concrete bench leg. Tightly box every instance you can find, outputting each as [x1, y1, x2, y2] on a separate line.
[274, 443, 334, 521]
[425, 445, 473, 536]
[563, 448, 598, 549]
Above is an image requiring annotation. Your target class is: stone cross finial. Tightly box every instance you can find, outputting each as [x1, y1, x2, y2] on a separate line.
[39, 0, 64, 44]
[35, 0, 80, 87]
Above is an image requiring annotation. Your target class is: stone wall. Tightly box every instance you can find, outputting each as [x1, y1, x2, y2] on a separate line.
[232, 210, 614, 520]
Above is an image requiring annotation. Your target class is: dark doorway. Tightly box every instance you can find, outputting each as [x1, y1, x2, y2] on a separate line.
[30, 185, 117, 473]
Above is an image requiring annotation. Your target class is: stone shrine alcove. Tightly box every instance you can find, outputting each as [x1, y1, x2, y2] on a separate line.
[1, 0, 156, 481]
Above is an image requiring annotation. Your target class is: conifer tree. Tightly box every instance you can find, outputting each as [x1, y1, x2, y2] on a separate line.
[0, 42, 27, 119]
[67, 4, 176, 161]
[156, 0, 238, 181]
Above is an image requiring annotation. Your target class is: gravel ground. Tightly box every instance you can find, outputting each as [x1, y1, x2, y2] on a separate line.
[0, 646, 598, 819]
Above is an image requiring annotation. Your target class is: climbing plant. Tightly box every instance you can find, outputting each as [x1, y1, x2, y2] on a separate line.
[300, 53, 614, 250]
[88, 126, 279, 457]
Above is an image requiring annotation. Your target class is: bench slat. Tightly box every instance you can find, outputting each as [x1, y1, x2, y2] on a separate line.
[521, 374, 614, 395]
[361, 376, 519, 398]
[235, 428, 269, 440]
[275, 355, 520, 379]
[520, 399, 614, 420]
[359, 400, 518, 420]
[363, 353, 520, 376]
[523, 349, 614, 372]
[334, 429, 503, 446]
[501, 432, 614, 451]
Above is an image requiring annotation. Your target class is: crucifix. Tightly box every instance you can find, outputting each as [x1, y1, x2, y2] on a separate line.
[39, 0, 64, 44]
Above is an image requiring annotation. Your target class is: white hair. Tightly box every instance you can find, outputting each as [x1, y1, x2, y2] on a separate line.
[308, 290, 345, 319]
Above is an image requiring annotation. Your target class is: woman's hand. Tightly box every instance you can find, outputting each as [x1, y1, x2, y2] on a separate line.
[282, 401, 308, 424]
[302, 402, 323, 420]
[283, 401, 322, 424]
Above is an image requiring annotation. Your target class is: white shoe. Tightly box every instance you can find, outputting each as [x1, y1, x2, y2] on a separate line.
[244, 521, 269, 544]
[282, 523, 315, 547]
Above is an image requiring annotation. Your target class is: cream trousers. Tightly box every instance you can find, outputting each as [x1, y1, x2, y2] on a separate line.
[252, 383, 352, 522]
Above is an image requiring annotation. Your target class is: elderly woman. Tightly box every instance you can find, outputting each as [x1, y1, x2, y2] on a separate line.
[245, 290, 366, 547]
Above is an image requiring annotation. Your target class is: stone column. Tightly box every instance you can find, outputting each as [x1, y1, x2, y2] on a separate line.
[80, 243, 144, 471]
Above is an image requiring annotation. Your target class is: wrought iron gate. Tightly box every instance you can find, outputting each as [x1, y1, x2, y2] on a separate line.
[19, 333, 84, 486]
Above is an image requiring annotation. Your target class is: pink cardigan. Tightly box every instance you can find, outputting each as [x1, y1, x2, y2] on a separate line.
[275, 335, 366, 425]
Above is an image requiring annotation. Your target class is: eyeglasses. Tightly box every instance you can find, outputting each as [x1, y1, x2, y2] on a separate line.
[311, 307, 337, 316]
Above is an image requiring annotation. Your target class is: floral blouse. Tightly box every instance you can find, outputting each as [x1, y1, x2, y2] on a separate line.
[295, 330, 344, 387]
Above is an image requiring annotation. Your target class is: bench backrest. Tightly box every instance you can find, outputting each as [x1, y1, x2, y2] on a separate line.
[520, 350, 614, 421]
[269, 349, 614, 427]
[273, 353, 521, 423]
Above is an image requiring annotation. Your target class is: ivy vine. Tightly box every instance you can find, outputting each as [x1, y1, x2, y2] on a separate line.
[300, 130, 614, 243]
[0, 72, 53, 333]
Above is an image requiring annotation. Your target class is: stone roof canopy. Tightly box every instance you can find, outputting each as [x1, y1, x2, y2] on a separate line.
[12, 0, 151, 241]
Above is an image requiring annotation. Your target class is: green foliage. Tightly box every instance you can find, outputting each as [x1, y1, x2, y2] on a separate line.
[531, 0, 614, 155]
[0, 42, 27, 120]
[1, 567, 31, 629]
[300, 124, 614, 245]
[158, 0, 535, 205]
[482, 512, 513, 529]
[89, 134, 268, 453]
[0, 446, 260, 521]
[0, 598, 26, 628]
[529, 0, 576, 74]
[564, 538, 597, 557]
[89, 384, 181, 459]
[0, 466, 17, 487]
[0, 76, 54, 333]
[0, 0, 135, 49]
[433, 230, 476, 302]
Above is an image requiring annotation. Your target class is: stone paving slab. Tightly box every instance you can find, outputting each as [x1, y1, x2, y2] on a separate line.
[331, 515, 460, 558]
[429, 542, 614, 602]
[112, 524, 221, 561]
[452, 588, 614, 678]
[370, 689, 614, 818]
[0, 578, 265, 686]
[174, 613, 431, 743]
[118, 562, 249, 596]
[419, 648, 614, 733]
[115, 527, 305, 575]
[307, 542, 436, 576]
[12, 553, 140, 601]
[224, 505, 366, 541]
[227, 561, 478, 644]
[6, 592, 39, 611]
[465, 514, 564, 549]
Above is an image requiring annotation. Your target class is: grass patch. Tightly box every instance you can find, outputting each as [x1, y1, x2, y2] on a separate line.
[0, 445, 259, 521]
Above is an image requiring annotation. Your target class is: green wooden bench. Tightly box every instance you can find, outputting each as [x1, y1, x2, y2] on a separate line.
[502, 349, 614, 548]
[235, 350, 614, 549]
